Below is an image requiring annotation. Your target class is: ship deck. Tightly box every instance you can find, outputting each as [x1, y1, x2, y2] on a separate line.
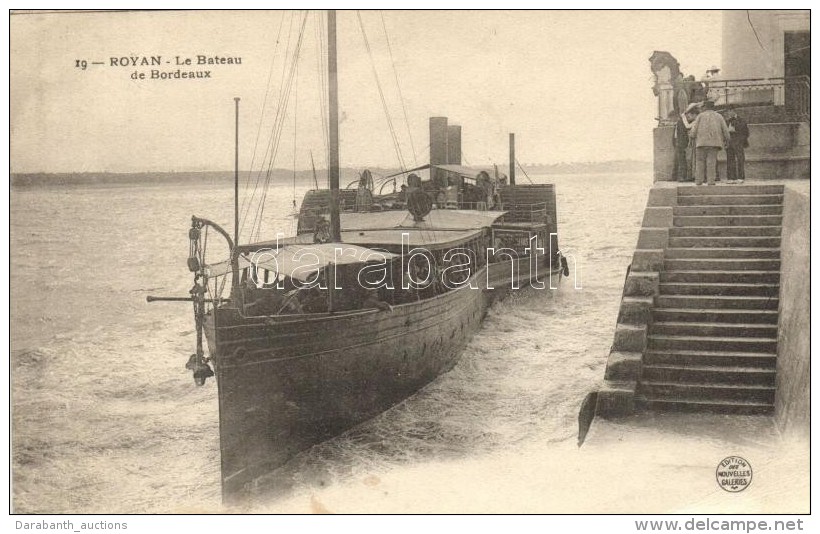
[237, 209, 508, 253]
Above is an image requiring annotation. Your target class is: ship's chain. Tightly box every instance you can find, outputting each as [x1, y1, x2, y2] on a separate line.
[185, 219, 214, 386]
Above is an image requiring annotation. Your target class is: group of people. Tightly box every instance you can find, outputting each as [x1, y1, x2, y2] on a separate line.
[672, 66, 721, 117]
[672, 100, 749, 186]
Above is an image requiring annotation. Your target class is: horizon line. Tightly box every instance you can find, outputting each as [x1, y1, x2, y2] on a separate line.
[10, 160, 653, 176]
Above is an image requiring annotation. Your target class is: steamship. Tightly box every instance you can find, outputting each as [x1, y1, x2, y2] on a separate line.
[154, 11, 565, 500]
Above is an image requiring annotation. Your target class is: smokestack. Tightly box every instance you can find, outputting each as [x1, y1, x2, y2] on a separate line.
[447, 125, 461, 165]
[429, 117, 448, 187]
[509, 133, 516, 185]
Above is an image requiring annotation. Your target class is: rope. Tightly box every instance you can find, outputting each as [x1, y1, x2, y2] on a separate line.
[380, 12, 418, 166]
[240, 12, 286, 219]
[515, 158, 535, 184]
[292, 58, 299, 206]
[240, 11, 297, 235]
[250, 11, 309, 242]
[257, 12, 309, 233]
[356, 11, 407, 173]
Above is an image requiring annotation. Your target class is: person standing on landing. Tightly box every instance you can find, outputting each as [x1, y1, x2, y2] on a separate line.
[725, 107, 750, 184]
[688, 99, 730, 186]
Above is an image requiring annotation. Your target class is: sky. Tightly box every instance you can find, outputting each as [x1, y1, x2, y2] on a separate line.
[10, 10, 723, 173]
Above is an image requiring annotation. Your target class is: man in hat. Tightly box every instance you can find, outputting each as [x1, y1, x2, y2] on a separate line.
[725, 107, 750, 184]
[688, 100, 730, 186]
[673, 103, 700, 182]
[704, 65, 721, 80]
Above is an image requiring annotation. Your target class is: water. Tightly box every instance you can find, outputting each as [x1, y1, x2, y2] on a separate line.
[11, 173, 651, 513]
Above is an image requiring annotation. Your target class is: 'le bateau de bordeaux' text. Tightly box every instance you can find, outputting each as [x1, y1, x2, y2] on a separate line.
[75, 55, 242, 81]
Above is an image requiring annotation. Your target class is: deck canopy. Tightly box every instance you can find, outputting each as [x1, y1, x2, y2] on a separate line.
[206, 243, 398, 281]
[383, 163, 493, 181]
[237, 209, 505, 254]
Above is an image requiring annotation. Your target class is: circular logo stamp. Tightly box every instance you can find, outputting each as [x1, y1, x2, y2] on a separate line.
[716, 456, 753, 492]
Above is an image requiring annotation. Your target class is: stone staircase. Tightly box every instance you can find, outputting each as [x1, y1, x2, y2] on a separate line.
[636, 184, 784, 415]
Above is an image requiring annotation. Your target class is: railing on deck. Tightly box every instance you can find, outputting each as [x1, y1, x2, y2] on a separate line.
[499, 202, 548, 224]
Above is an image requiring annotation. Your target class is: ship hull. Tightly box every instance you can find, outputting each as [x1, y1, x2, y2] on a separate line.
[209, 273, 488, 498]
[207, 254, 557, 498]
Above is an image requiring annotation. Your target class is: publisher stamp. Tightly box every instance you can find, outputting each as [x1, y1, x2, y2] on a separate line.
[716, 456, 753, 492]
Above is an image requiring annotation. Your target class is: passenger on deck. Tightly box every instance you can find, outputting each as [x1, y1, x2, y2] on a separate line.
[313, 215, 331, 243]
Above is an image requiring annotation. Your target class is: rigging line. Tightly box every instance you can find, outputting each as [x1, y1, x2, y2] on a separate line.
[242, 11, 294, 225]
[316, 11, 330, 168]
[515, 158, 534, 184]
[356, 11, 408, 173]
[253, 12, 309, 241]
[244, 10, 301, 237]
[248, 21, 299, 240]
[746, 10, 767, 52]
[292, 58, 299, 205]
[310, 150, 319, 189]
[380, 12, 418, 166]
[261, 11, 301, 182]
[240, 11, 286, 215]
[241, 11, 297, 233]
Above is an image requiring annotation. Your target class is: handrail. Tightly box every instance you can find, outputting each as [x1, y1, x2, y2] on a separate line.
[656, 75, 810, 124]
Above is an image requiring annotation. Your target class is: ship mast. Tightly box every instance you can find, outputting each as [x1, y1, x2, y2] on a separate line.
[234, 97, 240, 247]
[327, 9, 341, 242]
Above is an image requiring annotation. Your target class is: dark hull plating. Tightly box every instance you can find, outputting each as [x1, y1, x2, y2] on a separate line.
[207, 255, 556, 498]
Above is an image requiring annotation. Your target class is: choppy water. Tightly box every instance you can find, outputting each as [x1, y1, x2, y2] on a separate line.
[11, 173, 650, 513]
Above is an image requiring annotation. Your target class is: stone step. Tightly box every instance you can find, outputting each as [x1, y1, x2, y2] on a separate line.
[659, 282, 780, 297]
[650, 321, 778, 338]
[641, 364, 776, 386]
[635, 397, 773, 415]
[670, 226, 782, 237]
[668, 236, 782, 248]
[677, 184, 784, 196]
[643, 349, 777, 368]
[673, 214, 783, 227]
[652, 308, 779, 324]
[664, 247, 781, 259]
[648, 334, 778, 353]
[664, 258, 781, 271]
[655, 294, 779, 310]
[677, 194, 784, 206]
[674, 205, 783, 216]
[660, 270, 780, 284]
[638, 381, 775, 403]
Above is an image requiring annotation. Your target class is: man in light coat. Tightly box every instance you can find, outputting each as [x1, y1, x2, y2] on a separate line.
[688, 100, 730, 186]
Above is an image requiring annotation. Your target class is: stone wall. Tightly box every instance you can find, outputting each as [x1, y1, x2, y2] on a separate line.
[654, 122, 809, 182]
[774, 184, 810, 437]
[722, 10, 810, 80]
[594, 185, 676, 417]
